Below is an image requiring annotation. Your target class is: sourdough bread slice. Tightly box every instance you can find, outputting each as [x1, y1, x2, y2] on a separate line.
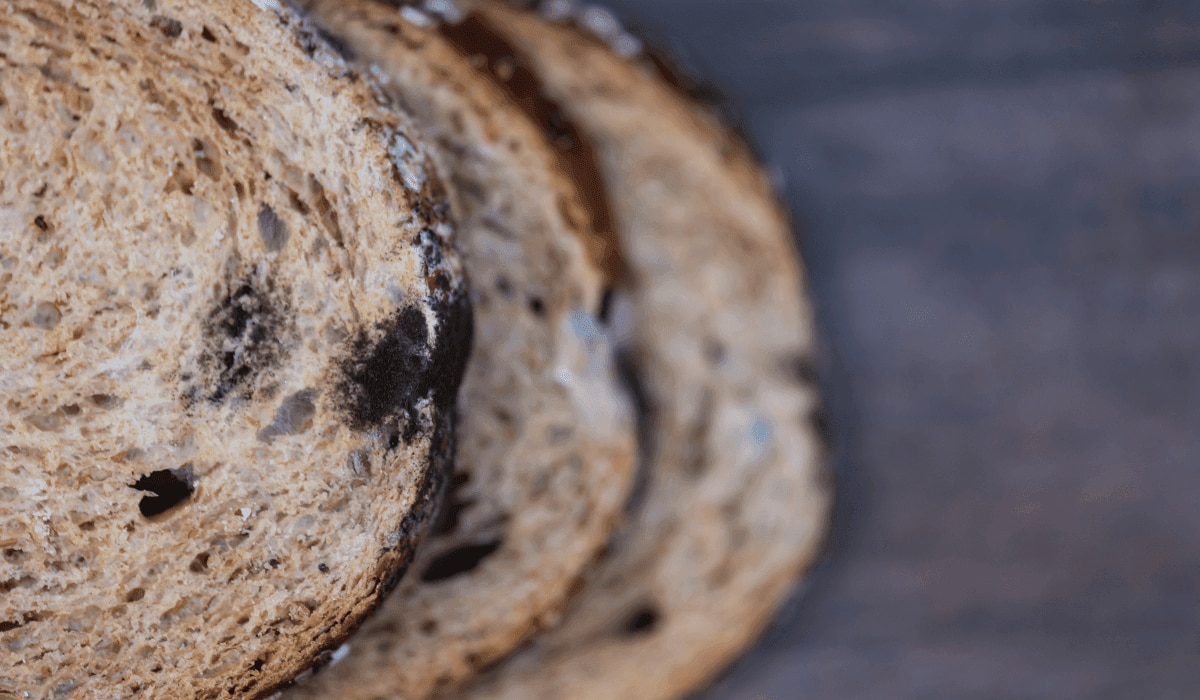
[0, 1, 470, 698]
[444, 3, 831, 699]
[282, 1, 636, 698]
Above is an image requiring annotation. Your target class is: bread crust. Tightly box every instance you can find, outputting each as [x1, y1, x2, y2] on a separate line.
[0, 1, 469, 697]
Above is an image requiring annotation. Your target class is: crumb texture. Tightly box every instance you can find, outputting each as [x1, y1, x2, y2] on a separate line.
[0, 1, 467, 698]
[283, 2, 636, 699]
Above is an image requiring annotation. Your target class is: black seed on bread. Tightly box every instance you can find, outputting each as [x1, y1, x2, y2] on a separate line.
[0, 1, 469, 698]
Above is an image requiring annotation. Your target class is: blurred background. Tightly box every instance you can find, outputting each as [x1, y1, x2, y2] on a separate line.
[597, 0, 1200, 697]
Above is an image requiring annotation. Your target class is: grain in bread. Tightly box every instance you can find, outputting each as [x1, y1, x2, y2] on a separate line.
[0, 1, 470, 697]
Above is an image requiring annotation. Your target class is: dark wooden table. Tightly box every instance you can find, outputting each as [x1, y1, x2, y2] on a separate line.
[599, 1, 1200, 697]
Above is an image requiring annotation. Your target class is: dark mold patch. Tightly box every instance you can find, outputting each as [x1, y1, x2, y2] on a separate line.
[337, 306, 431, 431]
[130, 466, 194, 518]
[420, 539, 502, 583]
[194, 272, 290, 405]
[413, 228, 443, 272]
[257, 204, 290, 252]
[335, 289, 472, 435]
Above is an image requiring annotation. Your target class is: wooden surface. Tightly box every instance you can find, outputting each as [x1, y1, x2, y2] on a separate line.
[598, 1, 1200, 697]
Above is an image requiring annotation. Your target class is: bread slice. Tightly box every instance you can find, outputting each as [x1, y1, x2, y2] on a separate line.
[279, 1, 636, 698]
[0, 1, 470, 698]
[442, 3, 832, 699]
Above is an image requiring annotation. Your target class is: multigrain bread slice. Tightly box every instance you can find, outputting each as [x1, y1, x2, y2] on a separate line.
[443, 3, 832, 699]
[0, 1, 471, 698]
[281, 1, 636, 698]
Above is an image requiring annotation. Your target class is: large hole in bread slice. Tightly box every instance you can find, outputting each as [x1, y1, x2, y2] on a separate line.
[130, 467, 195, 518]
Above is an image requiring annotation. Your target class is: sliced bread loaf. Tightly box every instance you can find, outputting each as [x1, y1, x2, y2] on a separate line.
[444, 3, 831, 698]
[281, 1, 636, 698]
[0, 1, 469, 697]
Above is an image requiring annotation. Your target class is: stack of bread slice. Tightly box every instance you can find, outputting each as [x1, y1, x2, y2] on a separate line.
[0, 2, 830, 699]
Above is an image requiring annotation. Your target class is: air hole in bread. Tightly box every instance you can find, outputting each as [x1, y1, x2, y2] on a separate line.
[420, 539, 502, 583]
[211, 106, 239, 134]
[3, 548, 25, 563]
[704, 338, 726, 365]
[309, 175, 344, 245]
[1, 577, 34, 593]
[33, 215, 49, 231]
[200, 26, 216, 42]
[32, 301, 62, 329]
[494, 275, 514, 298]
[385, 424, 403, 452]
[683, 390, 714, 477]
[125, 588, 146, 603]
[88, 394, 121, 409]
[784, 353, 820, 387]
[420, 619, 437, 635]
[545, 425, 573, 445]
[527, 296, 546, 316]
[287, 189, 310, 215]
[257, 204, 290, 252]
[432, 470, 475, 536]
[26, 411, 66, 432]
[598, 286, 615, 323]
[149, 15, 183, 39]
[257, 390, 318, 442]
[621, 604, 661, 636]
[193, 138, 221, 180]
[130, 467, 194, 518]
[810, 405, 833, 446]
[189, 552, 210, 573]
